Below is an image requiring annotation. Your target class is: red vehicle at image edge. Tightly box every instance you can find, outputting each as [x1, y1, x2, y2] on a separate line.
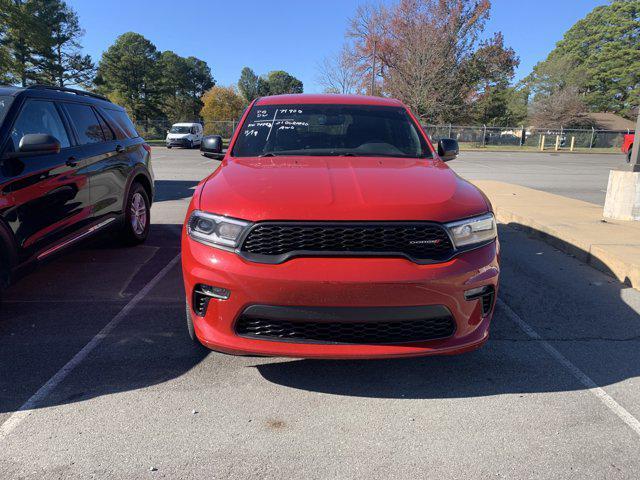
[182, 94, 500, 359]
[622, 133, 634, 163]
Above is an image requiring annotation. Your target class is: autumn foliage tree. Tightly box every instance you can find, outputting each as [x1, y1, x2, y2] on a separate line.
[200, 86, 246, 134]
[345, 0, 518, 124]
[466, 32, 521, 125]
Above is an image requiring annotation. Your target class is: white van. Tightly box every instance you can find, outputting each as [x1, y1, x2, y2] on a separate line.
[166, 122, 203, 149]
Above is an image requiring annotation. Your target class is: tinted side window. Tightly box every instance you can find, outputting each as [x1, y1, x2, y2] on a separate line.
[65, 103, 105, 144]
[9, 100, 70, 151]
[95, 110, 115, 141]
[104, 108, 139, 139]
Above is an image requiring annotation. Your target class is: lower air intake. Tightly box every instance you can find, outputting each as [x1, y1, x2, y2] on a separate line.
[235, 306, 455, 344]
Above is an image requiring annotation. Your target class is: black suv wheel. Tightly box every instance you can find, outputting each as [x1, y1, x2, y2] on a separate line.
[120, 183, 150, 245]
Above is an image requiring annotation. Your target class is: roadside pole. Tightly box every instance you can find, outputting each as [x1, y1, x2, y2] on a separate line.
[630, 114, 640, 172]
[370, 40, 377, 96]
[603, 111, 640, 221]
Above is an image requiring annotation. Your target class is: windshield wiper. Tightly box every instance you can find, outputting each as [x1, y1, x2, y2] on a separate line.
[259, 152, 278, 157]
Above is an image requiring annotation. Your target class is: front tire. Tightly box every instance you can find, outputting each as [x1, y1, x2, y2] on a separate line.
[120, 183, 150, 245]
[628, 147, 633, 164]
[186, 298, 207, 349]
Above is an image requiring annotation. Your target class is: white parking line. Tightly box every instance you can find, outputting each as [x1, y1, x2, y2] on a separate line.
[0, 254, 181, 439]
[498, 298, 640, 437]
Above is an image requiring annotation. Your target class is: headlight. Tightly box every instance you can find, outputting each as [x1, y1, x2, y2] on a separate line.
[445, 213, 497, 248]
[187, 211, 251, 250]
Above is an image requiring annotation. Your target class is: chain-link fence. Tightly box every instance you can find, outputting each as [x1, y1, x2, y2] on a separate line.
[423, 124, 632, 150]
[137, 118, 631, 151]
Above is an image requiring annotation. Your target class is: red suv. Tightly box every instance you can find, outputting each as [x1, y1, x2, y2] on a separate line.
[182, 94, 499, 359]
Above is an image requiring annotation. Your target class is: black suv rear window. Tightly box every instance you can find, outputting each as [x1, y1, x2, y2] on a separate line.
[65, 103, 106, 144]
[103, 108, 139, 139]
[232, 104, 431, 158]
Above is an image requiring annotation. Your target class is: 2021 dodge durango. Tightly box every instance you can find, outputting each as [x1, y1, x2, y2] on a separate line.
[182, 94, 499, 359]
[0, 85, 154, 298]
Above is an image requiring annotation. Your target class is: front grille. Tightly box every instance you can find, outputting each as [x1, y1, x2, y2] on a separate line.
[235, 315, 455, 344]
[240, 222, 454, 263]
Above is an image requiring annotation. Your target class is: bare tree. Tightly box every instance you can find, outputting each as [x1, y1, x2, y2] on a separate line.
[316, 45, 361, 94]
[346, 4, 386, 95]
[347, 0, 491, 122]
[529, 86, 596, 129]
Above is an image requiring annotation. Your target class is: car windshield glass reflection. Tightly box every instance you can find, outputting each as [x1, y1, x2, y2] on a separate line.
[232, 104, 432, 159]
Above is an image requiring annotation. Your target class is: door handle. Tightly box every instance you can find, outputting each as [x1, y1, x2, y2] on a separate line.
[66, 156, 78, 167]
[115, 144, 125, 153]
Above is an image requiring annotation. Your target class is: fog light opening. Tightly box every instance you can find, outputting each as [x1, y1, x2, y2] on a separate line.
[192, 284, 230, 317]
[197, 284, 231, 300]
[464, 285, 495, 317]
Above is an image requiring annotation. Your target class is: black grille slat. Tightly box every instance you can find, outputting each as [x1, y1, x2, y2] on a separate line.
[192, 285, 212, 316]
[235, 315, 455, 344]
[481, 290, 495, 315]
[241, 222, 454, 262]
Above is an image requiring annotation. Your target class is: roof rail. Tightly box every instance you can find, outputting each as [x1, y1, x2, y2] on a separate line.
[25, 85, 110, 102]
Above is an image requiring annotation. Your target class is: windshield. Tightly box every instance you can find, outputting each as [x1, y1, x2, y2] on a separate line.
[0, 96, 13, 125]
[232, 104, 432, 158]
[170, 126, 191, 134]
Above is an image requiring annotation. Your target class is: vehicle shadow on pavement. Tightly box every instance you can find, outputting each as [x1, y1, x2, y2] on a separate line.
[0, 223, 209, 415]
[2, 222, 639, 411]
[255, 225, 640, 400]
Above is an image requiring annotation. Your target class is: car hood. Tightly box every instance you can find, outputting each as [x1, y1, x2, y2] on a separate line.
[167, 133, 189, 139]
[198, 156, 489, 222]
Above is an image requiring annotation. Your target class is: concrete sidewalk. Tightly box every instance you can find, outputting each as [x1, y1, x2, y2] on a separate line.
[473, 180, 640, 289]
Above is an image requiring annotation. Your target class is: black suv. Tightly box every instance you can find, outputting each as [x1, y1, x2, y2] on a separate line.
[0, 85, 154, 296]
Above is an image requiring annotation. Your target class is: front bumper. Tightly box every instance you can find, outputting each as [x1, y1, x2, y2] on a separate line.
[166, 138, 190, 147]
[182, 235, 500, 359]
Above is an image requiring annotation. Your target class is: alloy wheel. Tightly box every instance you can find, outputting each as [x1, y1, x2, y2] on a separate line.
[130, 192, 147, 235]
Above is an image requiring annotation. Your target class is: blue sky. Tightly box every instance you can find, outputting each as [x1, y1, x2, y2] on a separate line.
[67, 0, 609, 92]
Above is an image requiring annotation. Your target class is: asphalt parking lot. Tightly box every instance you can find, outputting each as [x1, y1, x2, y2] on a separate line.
[450, 150, 624, 205]
[1, 148, 640, 479]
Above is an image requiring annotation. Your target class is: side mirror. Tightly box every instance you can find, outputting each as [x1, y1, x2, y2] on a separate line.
[201, 135, 224, 160]
[19, 134, 61, 156]
[437, 138, 459, 162]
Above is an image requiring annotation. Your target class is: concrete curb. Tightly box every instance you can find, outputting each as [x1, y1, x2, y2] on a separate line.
[471, 181, 640, 290]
